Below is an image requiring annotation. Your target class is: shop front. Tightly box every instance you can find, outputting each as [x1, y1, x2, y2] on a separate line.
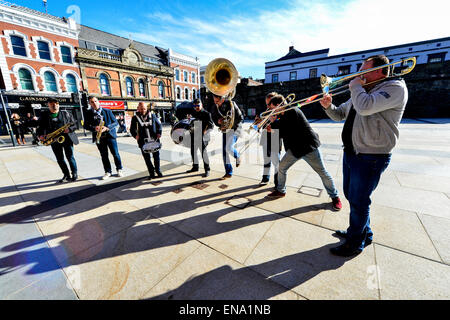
[99, 100, 127, 133]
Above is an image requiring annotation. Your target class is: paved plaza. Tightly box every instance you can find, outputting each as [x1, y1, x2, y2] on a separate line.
[0, 118, 450, 300]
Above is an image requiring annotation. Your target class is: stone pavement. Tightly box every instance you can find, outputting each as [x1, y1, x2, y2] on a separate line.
[0, 119, 450, 300]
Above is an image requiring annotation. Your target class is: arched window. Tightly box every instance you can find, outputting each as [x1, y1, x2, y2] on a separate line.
[44, 71, 58, 92]
[99, 74, 110, 96]
[158, 81, 165, 98]
[18, 68, 34, 90]
[37, 41, 51, 60]
[192, 88, 196, 99]
[138, 79, 145, 97]
[66, 74, 78, 93]
[184, 88, 189, 100]
[126, 77, 134, 96]
[176, 87, 181, 100]
[60, 46, 72, 64]
[11, 35, 27, 57]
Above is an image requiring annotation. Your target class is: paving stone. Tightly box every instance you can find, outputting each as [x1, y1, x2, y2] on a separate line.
[144, 245, 300, 300]
[418, 214, 450, 264]
[375, 244, 450, 299]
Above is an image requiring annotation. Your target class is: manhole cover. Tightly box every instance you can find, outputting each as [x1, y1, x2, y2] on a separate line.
[298, 186, 322, 197]
[172, 188, 184, 194]
[190, 183, 209, 190]
[226, 196, 251, 209]
[218, 184, 228, 189]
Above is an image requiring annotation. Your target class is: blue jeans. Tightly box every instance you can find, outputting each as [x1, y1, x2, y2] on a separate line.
[51, 140, 77, 176]
[277, 148, 339, 198]
[222, 131, 239, 175]
[343, 152, 391, 250]
[96, 137, 123, 174]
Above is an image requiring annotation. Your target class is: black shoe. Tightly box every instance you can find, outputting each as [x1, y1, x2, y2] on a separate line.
[147, 176, 153, 180]
[260, 177, 269, 185]
[334, 230, 373, 247]
[70, 173, 78, 182]
[156, 171, 163, 178]
[57, 175, 70, 183]
[203, 171, 210, 178]
[186, 167, 199, 173]
[330, 242, 363, 257]
[236, 157, 241, 167]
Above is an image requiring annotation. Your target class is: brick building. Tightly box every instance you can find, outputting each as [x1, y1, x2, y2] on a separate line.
[168, 49, 200, 107]
[0, 2, 82, 129]
[77, 25, 174, 125]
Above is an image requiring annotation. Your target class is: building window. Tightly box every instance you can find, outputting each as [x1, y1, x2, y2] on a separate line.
[158, 81, 165, 98]
[44, 71, 58, 92]
[60, 46, 72, 64]
[184, 71, 188, 82]
[37, 41, 51, 60]
[192, 72, 196, 84]
[272, 74, 278, 83]
[66, 74, 78, 93]
[11, 35, 27, 57]
[409, 47, 413, 51]
[437, 43, 441, 47]
[138, 79, 145, 97]
[126, 77, 134, 96]
[309, 68, 317, 78]
[290, 71, 297, 81]
[175, 69, 180, 81]
[192, 88, 196, 99]
[18, 68, 34, 90]
[185, 88, 189, 100]
[338, 65, 351, 75]
[428, 52, 446, 63]
[100, 74, 110, 96]
[176, 87, 181, 99]
[200, 76, 204, 84]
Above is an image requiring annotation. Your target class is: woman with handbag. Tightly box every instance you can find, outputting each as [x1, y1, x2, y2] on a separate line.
[130, 102, 163, 180]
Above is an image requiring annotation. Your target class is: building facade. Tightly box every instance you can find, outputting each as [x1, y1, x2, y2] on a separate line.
[265, 37, 450, 83]
[0, 2, 82, 125]
[168, 49, 200, 107]
[77, 25, 174, 124]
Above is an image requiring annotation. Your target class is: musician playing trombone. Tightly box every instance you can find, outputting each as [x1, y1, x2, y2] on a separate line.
[84, 96, 124, 180]
[37, 98, 79, 183]
[320, 54, 409, 257]
[266, 94, 342, 212]
[210, 93, 244, 180]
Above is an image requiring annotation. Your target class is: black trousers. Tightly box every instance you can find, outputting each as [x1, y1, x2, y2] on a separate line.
[51, 140, 77, 176]
[141, 149, 160, 176]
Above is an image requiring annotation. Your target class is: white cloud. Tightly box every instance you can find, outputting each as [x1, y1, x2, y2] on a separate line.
[127, 0, 448, 78]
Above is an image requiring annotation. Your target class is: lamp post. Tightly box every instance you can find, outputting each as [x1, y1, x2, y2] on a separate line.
[0, 90, 16, 147]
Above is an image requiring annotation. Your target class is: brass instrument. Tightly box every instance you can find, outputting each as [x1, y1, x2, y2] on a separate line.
[41, 122, 73, 146]
[96, 120, 105, 144]
[259, 57, 417, 120]
[205, 58, 239, 132]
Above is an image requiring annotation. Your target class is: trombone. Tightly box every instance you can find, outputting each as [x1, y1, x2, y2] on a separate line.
[259, 56, 417, 120]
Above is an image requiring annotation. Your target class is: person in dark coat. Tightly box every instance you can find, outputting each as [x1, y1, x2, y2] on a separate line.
[11, 113, 26, 145]
[83, 96, 124, 180]
[37, 98, 79, 183]
[265, 94, 342, 212]
[130, 102, 163, 180]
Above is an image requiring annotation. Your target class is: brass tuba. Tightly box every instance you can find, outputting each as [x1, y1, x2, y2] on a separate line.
[205, 58, 239, 132]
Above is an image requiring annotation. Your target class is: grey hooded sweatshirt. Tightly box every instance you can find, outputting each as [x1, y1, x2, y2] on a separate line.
[324, 79, 408, 154]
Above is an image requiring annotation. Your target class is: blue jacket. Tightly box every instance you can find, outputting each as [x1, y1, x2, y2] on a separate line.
[83, 107, 119, 142]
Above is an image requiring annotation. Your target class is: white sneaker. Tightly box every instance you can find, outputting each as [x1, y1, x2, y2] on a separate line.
[117, 169, 124, 177]
[102, 172, 111, 180]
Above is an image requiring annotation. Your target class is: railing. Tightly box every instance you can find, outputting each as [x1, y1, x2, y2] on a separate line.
[0, 0, 66, 23]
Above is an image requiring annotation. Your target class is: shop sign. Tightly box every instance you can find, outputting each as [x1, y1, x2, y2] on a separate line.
[99, 100, 125, 110]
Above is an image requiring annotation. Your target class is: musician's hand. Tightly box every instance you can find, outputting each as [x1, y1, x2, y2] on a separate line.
[156, 134, 161, 139]
[135, 135, 139, 141]
[64, 128, 70, 133]
[39, 135, 45, 141]
[349, 76, 365, 89]
[218, 119, 223, 124]
[269, 115, 277, 123]
[101, 127, 108, 133]
[320, 94, 332, 109]
[95, 126, 100, 132]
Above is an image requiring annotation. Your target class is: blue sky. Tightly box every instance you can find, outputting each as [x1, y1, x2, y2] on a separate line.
[14, 0, 449, 79]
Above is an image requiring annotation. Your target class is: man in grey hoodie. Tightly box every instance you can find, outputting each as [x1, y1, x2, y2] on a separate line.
[320, 54, 408, 257]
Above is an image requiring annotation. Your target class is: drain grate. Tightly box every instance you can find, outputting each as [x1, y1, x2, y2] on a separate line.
[218, 184, 228, 190]
[172, 188, 184, 194]
[226, 196, 251, 209]
[190, 182, 209, 190]
[298, 186, 323, 197]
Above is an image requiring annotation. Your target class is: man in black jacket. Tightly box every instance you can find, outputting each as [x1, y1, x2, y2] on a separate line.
[266, 95, 342, 211]
[185, 99, 214, 178]
[37, 98, 79, 183]
[130, 102, 162, 179]
[210, 93, 244, 179]
[84, 96, 124, 180]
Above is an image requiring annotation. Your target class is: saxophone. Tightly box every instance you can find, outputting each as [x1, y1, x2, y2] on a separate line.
[41, 123, 73, 146]
[96, 120, 105, 144]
